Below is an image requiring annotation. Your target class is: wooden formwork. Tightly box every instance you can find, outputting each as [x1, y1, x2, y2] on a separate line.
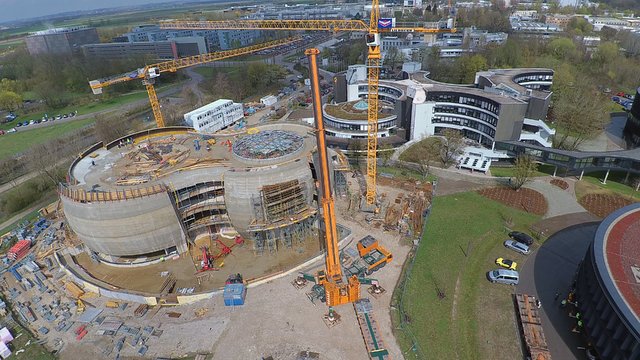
[515, 293, 552, 360]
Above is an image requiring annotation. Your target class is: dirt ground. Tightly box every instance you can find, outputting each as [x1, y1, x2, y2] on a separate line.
[577, 193, 634, 218]
[74, 236, 321, 294]
[56, 179, 414, 360]
[550, 179, 569, 190]
[478, 187, 548, 215]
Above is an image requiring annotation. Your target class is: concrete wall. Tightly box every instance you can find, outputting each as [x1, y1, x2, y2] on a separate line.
[224, 160, 314, 238]
[62, 192, 187, 257]
[496, 102, 527, 142]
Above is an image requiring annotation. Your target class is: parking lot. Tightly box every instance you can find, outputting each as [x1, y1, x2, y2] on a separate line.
[1, 111, 78, 135]
[517, 222, 599, 360]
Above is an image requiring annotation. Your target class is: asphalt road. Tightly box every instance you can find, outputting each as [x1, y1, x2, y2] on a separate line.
[517, 222, 600, 360]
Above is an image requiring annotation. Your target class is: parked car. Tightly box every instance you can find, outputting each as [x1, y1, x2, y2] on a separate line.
[495, 257, 517, 270]
[487, 269, 519, 285]
[16, 122, 22, 127]
[504, 240, 530, 255]
[7, 128, 16, 133]
[509, 231, 534, 246]
[0, 130, 5, 135]
[62, 114, 68, 118]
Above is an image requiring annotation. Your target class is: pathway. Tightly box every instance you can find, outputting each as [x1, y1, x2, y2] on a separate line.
[524, 178, 587, 218]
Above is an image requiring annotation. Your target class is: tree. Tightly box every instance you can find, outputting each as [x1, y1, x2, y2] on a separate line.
[439, 129, 465, 167]
[417, 139, 440, 178]
[592, 42, 619, 68]
[0, 91, 22, 111]
[566, 17, 593, 36]
[547, 37, 577, 60]
[94, 113, 132, 144]
[454, 54, 488, 83]
[511, 155, 538, 190]
[553, 77, 608, 150]
[384, 47, 405, 70]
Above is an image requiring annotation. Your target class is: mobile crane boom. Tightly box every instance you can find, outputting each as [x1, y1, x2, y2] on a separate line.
[307, 48, 360, 307]
[88, 37, 299, 128]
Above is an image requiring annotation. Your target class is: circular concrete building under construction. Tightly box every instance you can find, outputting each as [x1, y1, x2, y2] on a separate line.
[60, 123, 347, 265]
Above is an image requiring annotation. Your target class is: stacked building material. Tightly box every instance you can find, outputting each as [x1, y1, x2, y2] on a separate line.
[7, 240, 31, 261]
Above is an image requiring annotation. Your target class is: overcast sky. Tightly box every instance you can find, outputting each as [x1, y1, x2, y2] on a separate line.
[0, 0, 173, 23]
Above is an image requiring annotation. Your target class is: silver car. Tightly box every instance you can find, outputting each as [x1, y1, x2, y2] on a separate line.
[487, 269, 519, 285]
[504, 240, 530, 255]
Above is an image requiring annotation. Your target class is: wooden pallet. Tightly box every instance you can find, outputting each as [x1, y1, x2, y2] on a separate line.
[354, 299, 389, 360]
[515, 294, 551, 360]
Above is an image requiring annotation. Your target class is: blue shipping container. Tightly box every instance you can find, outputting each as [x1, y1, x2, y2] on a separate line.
[223, 283, 246, 306]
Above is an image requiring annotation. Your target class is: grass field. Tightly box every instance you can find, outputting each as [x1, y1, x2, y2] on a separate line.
[5, 322, 55, 360]
[378, 165, 436, 182]
[580, 171, 640, 200]
[396, 191, 541, 360]
[0, 117, 95, 160]
[1, 90, 152, 132]
[489, 163, 556, 178]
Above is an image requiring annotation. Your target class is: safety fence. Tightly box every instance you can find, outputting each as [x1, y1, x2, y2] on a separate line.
[390, 179, 437, 359]
[59, 183, 168, 203]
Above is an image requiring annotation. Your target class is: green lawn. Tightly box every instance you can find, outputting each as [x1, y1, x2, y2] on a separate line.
[396, 192, 541, 359]
[489, 163, 556, 178]
[581, 170, 640, 200]
[0, 117, 95, 160]
[378, 165, 436, 182]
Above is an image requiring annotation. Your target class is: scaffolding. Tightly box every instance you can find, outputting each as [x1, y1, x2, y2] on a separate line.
[248, 179, 317, 255]
[170, 181, 230, 242]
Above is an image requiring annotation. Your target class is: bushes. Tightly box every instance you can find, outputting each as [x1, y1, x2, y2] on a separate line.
[0, 167, 64, 220]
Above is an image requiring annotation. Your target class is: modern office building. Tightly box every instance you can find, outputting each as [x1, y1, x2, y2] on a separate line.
[25, 26, 99, 56]
[114, 25, 261, 51]
[331, 65, 555, 171]
[82, 41, 178, 60]
[333, 65, 554, 147]
[575, 203, 640, 360]
[184, 99, 244, 133]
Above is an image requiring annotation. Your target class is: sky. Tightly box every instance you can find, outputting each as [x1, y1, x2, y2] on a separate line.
[0, 0, 173, 23]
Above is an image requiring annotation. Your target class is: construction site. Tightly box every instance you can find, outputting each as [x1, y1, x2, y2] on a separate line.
[56, 122, 348, 298]
[0, 3, 453, 358]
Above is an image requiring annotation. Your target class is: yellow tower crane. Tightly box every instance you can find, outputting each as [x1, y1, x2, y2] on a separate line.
[88, 37, 299, 128]
[159, 4, 456, 205]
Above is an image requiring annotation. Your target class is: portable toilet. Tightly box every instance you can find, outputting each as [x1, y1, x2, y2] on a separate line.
[223, 283, 246, 306]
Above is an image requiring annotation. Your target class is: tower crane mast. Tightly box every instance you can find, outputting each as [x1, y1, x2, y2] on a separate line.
[159, 3, 456, 206]
[88, 37, 298, 128]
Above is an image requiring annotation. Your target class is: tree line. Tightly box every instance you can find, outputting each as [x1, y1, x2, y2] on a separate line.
[0, 49, 180, 111]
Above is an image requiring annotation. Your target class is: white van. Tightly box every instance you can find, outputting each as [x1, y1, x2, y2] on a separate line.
[487, 269, 519, 285]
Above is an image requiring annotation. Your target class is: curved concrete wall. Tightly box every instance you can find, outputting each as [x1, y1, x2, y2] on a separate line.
[224, 159, 314, 238]
[62, 192, 186, 257]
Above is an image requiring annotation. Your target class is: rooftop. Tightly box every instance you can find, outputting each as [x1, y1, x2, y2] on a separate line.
[31, 26, 91, 36]
[69, 124, 316, 192]
[324, 100, 396, 121]
[596, 203, 640, 339]
[476, 68, 553, 100]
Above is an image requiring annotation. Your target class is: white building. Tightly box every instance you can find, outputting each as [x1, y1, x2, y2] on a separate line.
[260, 95, 278, 107]
[183, 99, 244, 133]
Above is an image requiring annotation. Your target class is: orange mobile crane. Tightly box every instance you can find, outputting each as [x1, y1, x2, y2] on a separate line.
[159, 1, 456, 205]
[306, 48, 360, 309]
[87, 37, 298, 128]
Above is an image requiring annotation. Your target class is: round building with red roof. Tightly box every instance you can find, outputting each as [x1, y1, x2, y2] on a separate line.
[576, 203, 640, 359]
